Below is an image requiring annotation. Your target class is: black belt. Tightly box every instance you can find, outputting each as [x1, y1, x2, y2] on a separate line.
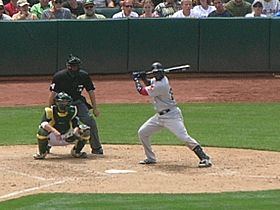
[158, 109, 170, 115]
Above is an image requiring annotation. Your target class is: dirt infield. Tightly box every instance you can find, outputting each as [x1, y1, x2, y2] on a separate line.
[0, 74, 280, 201]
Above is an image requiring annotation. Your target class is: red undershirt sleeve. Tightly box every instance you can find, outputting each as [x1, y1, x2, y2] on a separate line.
[139, 87, 148, 95]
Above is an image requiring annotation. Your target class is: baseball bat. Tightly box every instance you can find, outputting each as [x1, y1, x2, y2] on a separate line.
[145, 64, 191, 75]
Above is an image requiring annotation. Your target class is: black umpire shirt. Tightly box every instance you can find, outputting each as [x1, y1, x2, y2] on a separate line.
[50, 69, 95, 102]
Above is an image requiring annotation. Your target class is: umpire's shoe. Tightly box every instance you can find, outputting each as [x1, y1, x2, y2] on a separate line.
[198, 159, 212, 168]
[91, 147, 104, 155]
[33, 152, 47, 160]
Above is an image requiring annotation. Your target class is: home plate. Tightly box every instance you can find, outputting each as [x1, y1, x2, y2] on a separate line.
[105, 169, 137, 174]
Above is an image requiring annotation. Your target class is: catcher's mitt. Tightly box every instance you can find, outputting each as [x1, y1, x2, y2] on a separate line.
[62, 131, 79, 143]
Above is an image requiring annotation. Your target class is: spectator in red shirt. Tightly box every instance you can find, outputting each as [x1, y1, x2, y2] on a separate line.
[4, 0, 19, 17]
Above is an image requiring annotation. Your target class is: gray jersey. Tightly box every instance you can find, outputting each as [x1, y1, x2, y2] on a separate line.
[145, 76, 177, 112]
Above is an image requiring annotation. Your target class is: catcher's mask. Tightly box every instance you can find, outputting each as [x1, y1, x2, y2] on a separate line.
[151, 62, 165, 81]
[55, 92, 73, 113]
[66, 54, 81, 76]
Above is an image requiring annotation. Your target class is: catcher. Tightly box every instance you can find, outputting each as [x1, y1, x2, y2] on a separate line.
[33, 92, 90, 160]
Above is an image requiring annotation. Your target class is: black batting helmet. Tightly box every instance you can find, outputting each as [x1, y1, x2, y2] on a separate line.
[151, 62, 164, 81]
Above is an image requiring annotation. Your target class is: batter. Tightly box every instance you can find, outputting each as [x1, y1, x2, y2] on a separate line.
[133, 62, 212, 167]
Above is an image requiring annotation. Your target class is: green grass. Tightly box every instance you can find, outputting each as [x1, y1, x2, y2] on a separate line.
[0, 103, 279, 151]
[1, 103, 280, 208]
[1, 190, 280, 210]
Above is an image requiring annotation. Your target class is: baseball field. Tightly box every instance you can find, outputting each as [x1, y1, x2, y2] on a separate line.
[0, 74, 279, 209]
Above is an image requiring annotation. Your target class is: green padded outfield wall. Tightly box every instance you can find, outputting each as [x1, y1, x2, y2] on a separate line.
[270, 18, 280, 71]
[199, 18, 270, 72]
[0, 21, 57, 75]
[56, 19, 128, 74]
[1, 18, 279, 76]
[128, 18, 199, 72]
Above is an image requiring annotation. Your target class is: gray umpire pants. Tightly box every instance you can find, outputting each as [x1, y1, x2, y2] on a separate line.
[74, 101, 102, 150]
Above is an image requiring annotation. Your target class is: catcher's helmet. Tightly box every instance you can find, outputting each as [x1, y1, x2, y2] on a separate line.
[151, 62, 164, 81]
[55, 92, 73, 113]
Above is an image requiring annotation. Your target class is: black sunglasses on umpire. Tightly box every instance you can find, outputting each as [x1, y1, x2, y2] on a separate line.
[85, 5, 94, 9]
[125, 5, 133, 8]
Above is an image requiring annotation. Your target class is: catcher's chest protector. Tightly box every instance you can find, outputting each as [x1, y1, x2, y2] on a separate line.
[52, 106, 77, 134]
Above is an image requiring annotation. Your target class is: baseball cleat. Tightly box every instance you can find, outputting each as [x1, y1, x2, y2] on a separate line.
[33, 153, 47, 160]
[71, 150, 87, 158]
[198, 159, 212, 168]
[139, 159, 157, 164]
[91, 147, 104, 155]
[71, 147, 87, 158]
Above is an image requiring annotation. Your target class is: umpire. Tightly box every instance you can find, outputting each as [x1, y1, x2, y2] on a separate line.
[48, 54, 103, 155]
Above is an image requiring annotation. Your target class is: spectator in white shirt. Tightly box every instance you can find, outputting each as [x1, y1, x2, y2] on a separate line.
[192, 0, 216, 18]
[112, 0, 139, 18]
[172, 0, 198, 17]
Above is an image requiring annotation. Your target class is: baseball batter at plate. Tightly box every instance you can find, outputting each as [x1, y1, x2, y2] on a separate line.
[132, 62, 212, 167]
[33, 92, 90, 159]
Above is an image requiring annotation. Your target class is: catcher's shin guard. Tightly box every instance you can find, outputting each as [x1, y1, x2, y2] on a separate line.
[38, 139, 49, 155]
[33, 139, 49, 160]
[74, 139, 86, 153]
[71, 139, 87, 158]
[37, 128, 51, 154]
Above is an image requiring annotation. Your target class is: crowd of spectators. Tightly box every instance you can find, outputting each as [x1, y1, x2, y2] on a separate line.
[1, 0, 280, 20]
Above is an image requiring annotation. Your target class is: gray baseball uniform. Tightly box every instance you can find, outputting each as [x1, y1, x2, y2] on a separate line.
[138, 76, 200, 162]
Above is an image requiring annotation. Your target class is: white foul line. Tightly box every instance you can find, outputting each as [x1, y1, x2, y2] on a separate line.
[0, 180, 66, 200]
[1, 169, 48, 181]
